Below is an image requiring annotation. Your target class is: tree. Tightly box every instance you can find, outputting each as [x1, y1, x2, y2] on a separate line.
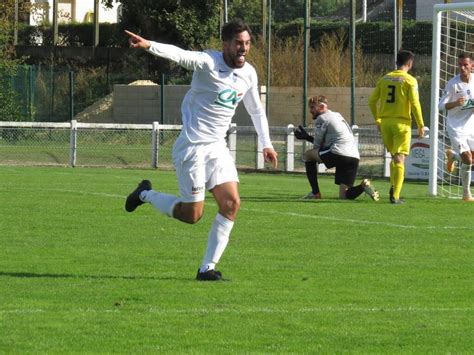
[104, 0, 221, 49]
[273, 0, 305, 22]
[228, 0, 262, 25]
[0, 0, 24, 121]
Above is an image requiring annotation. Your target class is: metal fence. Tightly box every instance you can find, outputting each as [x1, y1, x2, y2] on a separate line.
[0, 121, 386, 176]
[6, 1, 435, 126]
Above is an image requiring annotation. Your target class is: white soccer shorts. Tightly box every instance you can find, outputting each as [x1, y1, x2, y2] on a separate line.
[172, 136, 239, 203]
[447, 126, 474, 154]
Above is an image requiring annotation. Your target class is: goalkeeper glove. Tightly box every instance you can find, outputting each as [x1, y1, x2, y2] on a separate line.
[294, 125, 314, 143]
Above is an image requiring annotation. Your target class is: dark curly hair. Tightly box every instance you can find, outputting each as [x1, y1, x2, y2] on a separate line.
[221, 19, 252, 42]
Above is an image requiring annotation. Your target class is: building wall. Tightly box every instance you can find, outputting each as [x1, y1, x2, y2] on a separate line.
[72, 0, 120, 23]
[30, 0, 120, 25]
[83, 79, 447, 129]
[82, 85, 376, 127]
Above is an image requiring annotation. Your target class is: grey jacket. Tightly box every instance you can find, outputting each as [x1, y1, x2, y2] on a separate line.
[313, 110, 360, 160]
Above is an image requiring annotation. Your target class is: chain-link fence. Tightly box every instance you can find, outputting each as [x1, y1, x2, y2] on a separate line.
[6, 65, 154, 122]
[0, 125, 71, 166]
[0, 121, 386, 176]
[75, 128, 158, 168]
[0, 122, 181, 168]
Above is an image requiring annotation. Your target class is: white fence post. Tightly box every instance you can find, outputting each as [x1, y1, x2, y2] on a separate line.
[260, 85, 266, 109]
[352, 125, 362, 176]
[69, 119, 77, 167]
[352, 124, 359, 149]
[286, 124, 295, 172]
[228, 123, 237, 162]
[152, 121, 159, 168]
[384, 150, 391, 178]
[256, 136, 264, 169]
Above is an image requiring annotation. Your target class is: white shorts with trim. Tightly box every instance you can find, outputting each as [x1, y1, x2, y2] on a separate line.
[447, 126, 474, 154]
[172, 135, 239, 203]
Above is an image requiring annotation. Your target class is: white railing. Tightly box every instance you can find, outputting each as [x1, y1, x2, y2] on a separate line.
[0, 120, 303, 171]
[0, 121, 392, 177]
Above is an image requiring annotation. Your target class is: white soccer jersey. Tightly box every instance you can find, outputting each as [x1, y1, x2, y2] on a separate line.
[438, 73, 474, 134]
[147, 42, 273, 148]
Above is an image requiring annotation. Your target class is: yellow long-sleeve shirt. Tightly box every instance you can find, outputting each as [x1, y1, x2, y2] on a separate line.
[368, 69, 424, 128]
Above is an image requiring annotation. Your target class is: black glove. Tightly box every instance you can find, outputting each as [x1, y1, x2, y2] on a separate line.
[294, 125, 314, 143]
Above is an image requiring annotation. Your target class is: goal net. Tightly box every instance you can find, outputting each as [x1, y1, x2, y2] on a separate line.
[429, 2, 474, 198]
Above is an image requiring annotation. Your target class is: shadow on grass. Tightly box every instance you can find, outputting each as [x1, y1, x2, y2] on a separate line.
[0, 271, 192, 281]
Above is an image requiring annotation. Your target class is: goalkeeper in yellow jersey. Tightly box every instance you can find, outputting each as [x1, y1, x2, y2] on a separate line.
[368, 50, 425, 204]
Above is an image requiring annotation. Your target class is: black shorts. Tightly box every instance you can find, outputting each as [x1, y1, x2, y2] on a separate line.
[319, 151, 359, 186]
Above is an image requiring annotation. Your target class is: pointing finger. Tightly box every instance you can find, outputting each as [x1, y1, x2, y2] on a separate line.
[124, 30, 139, 39]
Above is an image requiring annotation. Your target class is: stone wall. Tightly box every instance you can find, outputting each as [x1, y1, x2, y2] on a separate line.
[266, 87, 375, 127]
[79, 84, 377, 127]
[111, 84, 188, 124]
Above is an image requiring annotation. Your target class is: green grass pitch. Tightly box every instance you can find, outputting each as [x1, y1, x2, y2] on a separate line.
[0, 166, 472, 352]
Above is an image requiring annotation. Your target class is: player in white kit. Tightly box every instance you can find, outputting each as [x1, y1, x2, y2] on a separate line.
[438, 52, 474, 201]
[124, 20, 278, 280]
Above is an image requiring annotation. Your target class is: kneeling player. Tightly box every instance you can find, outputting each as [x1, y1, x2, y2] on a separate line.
[295, 95, 379, 201]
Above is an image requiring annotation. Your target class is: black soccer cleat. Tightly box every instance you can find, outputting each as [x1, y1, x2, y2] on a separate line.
[196, 268, 222, 281]
[389, 186, 395, 204]
[125, 180, 152, 212]
[390, 198, 405, 205]
[389, 186, 404, 204]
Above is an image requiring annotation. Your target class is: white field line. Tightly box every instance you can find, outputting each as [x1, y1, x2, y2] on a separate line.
[241, 207, 471, 230]
[0, 306, 472, 315]
[48, 189, 124, 199]
[2, 186, 471, 230]
[0, 186, 124, 199]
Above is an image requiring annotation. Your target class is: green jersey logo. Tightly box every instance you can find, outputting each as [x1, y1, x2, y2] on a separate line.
[215, 89, 243, 109]
[461, 98, 474, 110]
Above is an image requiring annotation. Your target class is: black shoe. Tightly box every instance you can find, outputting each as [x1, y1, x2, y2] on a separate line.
[196, 268, 222, 281]
[390, 198, 404, 205]
[125, 180, 152, 212]
[389, 186, 395, 203]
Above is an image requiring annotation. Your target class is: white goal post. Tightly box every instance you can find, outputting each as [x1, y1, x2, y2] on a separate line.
[429, 2, 474, 197]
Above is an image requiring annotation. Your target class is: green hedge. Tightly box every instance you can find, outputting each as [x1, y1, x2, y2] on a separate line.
[17, 20, 438, 55]
[18, 23, 124, 47]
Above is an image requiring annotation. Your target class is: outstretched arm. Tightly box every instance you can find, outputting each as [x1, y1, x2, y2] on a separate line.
[125, 30, 151, 49]
[125, 30, 211, 71]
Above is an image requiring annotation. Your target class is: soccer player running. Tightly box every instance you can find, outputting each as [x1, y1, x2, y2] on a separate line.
[294, 95, 379, 201]
[438, 52, 474, 202]
[124, 19, 278, 281]
[368, 50, 425, 204]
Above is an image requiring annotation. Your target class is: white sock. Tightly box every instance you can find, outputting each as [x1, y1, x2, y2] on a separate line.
[461, 163, 472, 197]
[199, 213, 234, 273]
[141, 190, 180, 217]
